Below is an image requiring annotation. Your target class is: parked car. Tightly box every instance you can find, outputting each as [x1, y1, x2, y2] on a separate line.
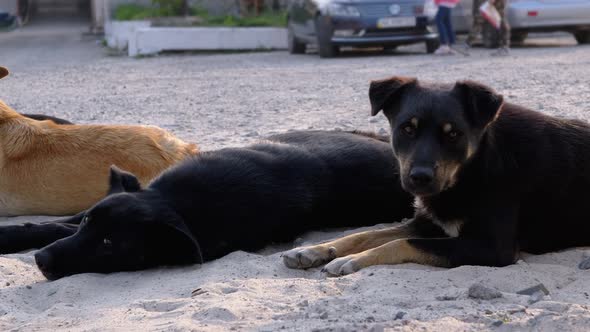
[432, 0, 590, 47]
[287, 0, 439, 58]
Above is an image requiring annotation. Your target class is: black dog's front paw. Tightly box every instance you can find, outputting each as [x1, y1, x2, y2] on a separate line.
[0, 222, 77, 254]
[0, 224, 35, 254]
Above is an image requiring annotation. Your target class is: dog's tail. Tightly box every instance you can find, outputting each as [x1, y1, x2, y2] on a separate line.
[349, 130, 390, 143]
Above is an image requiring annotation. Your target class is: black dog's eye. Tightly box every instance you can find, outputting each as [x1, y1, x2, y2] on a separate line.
[103, 238, 112, 246]
[402, 124, 416, 137]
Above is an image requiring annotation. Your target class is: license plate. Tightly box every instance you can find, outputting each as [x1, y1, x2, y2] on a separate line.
[377, 17, 416, 29]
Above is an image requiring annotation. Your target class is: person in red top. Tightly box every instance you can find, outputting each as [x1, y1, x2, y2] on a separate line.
[433, 0, 461, 55]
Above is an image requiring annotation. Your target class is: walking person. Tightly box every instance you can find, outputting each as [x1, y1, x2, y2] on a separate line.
[465, 0, 511, 56]
[433, 0, 461, 55]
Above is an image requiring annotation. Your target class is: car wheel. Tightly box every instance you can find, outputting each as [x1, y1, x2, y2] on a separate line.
[425, 40, 439, 54]
[482, 24, 500, 49]
[574, 31, 590, 44]
[315, 16, 339, 58]
[383, 45, 398, 53]
[511, 32, 528, 45]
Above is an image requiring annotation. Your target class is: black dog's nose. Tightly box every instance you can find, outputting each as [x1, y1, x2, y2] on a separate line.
[410, 167, 434, 186]
[34, 250, 53, 271]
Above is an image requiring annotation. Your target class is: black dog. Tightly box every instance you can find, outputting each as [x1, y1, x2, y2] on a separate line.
[0, 130, 413, 280]
[283, 77, 590, 276]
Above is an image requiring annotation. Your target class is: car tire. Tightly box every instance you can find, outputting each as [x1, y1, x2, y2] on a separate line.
[425, 40, 439, 54]
[384, 45, 398, 53]
[574, 31, 590, 44]
[511, 32, 528, 45]
[288, 23, 306, 54]
[315, 16, 339, 58]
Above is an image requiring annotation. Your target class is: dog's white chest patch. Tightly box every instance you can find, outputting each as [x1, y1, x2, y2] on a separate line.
[431, 218, 463, 238]
[414, 198, 463, 238]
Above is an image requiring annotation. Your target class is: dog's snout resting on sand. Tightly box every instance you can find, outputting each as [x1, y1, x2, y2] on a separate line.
[284, 77, 590, 276]
[0, 66, 198, 216]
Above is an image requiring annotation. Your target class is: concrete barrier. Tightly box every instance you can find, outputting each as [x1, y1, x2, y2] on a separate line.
[127, 27, 287, 56]
[105, 20, 151, 51]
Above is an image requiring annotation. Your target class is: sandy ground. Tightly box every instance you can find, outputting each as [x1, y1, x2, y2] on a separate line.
[1, 19, 590, 331]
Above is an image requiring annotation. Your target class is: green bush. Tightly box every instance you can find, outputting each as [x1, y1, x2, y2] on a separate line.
[152, 0, 186, 16]
[114, 2, 287, 27]
[114, 1, 188, 20]
[114, 4, 154, 20]
[197, 11, 287, 27]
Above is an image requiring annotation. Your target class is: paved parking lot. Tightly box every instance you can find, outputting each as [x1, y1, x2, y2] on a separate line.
[1, 20, 588, 151]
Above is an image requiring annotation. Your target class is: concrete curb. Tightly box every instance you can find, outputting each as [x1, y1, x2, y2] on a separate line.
[105, 21, 288, 56]
[128, 27, 288, 56]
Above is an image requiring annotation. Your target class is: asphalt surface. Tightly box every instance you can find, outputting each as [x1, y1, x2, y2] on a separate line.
[0, 18, 588, 151]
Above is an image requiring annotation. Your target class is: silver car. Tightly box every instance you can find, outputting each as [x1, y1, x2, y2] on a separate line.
[432, 0, 590, 46]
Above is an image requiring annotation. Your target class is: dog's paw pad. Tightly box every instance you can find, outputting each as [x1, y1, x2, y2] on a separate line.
[322, 256, 360, 277]
[579, 258, 590, 270]
[282, 246, 336, 269]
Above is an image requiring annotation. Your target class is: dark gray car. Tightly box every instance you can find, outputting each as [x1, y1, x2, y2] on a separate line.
[287, 0, 439, 57]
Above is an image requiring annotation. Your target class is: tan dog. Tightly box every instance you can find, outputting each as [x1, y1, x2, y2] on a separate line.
[0, 67, 198, 216]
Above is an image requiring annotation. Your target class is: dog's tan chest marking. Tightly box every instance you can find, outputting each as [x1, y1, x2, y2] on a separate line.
[414, 197, 463, 238]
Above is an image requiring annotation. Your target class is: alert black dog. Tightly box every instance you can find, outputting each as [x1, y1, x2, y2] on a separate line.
[283, 77, 590, 276]
[0, 130, 413, 280]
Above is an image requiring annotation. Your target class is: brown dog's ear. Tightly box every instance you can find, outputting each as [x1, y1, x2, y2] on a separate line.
[0, 67, 9, 80]
[369, 76, 417, 116]
[453, 80, 504, 129]
[108, 165, 142, 195]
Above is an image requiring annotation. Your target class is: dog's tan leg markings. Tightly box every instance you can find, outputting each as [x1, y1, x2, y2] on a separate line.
[282, 223, 415, 269]
[322, 239, 449, 276]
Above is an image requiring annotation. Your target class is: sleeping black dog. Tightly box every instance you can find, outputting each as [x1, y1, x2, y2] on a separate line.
[21, 113, 73, 125]
[0, 130, 413, 280]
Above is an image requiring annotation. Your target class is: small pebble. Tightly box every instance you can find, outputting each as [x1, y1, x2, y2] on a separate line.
[394, 311, 406, 320]
[492, 320, 503, 327]
[436, 294, 459, 301]
[468, 283, 502, 300]
[517, 283, 550, 296]
[528, 291, 545, 304]
[579, 258, 590, 270]
[298, 300, 309, 307]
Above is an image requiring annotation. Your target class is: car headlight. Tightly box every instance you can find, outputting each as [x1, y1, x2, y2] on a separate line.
[327, 4, 361, 17]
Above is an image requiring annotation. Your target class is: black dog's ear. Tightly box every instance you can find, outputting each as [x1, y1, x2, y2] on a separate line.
[369, 76, 417, 116]
[0, 67, 9, 80]
[108, 166, 142, 195]
[161, 219, 203, 264]
[453, 80, 504, 129]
